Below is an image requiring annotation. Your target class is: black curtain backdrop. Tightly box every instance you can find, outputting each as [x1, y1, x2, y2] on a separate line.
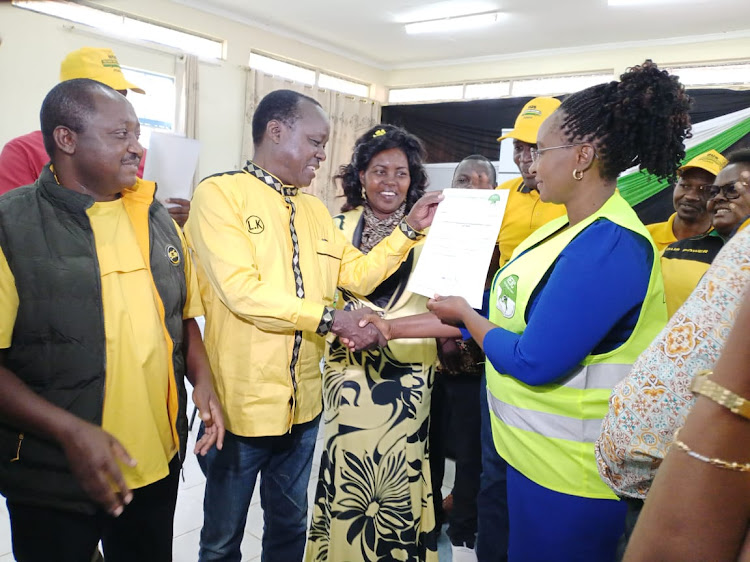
[382, 88, 750, 223]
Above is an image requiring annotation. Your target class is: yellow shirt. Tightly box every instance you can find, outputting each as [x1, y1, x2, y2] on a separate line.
[496, 177, 566, 267]
[646, 213, 678, 253]
[0, 190, 203, 489]
[185, 167, 419, 437]
[661, 232, 724, 317]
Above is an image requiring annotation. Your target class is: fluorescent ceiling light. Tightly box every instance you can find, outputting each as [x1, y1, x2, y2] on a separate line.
[12, 0, 224, 59]
[405, 11, 502, 35]
[608, 0, 688, 5]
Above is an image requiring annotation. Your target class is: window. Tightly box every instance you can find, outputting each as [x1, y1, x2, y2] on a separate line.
[248, 53, 316, 85]
[510, 73, 614, 96]
[388, 85, 465, 103]
[12, 1, 224, 60]
[248, 53, 371, 97]
[387, 73, 613, 103]
[318, 73, 369, 98]
[465, 82, 511, 99]
[667, 63, 750, 86]
[122, 67, 176, 149]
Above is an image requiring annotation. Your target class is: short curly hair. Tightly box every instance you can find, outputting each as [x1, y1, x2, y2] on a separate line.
[559, 60, 692, 183]
[338, 124, 428, 213]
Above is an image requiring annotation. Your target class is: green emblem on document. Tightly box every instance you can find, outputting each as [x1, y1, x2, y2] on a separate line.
[497, 274, 518, 318]
[488, 193, 501, 204]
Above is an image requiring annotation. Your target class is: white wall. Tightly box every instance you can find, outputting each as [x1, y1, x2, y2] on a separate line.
[0, 1, 387, 179]
[386, 36, 750, 88]
[1, 1, 749, 180]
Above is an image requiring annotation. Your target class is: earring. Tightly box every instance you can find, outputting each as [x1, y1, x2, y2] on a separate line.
[361, 186, 367, 200]
[573, 169, 584, 181]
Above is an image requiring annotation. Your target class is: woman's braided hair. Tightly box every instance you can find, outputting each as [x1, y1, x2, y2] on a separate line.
[338, 124, 428, 213]
[560, 60, 692, 183]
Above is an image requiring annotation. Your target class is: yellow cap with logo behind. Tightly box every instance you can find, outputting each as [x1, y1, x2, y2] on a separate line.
[497, 97, 561, 144]
[678, 149, 728, 177]
[60, 47, 145, 94]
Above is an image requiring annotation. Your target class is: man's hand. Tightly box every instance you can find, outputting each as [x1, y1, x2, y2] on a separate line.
[332, 308, 387, 351]
[427, 295, 473, 326]
[60, 419, 136, 517]
[166, 198, 191, 227]
[405, 190, 444, 231]
[192, 382, 225, 456]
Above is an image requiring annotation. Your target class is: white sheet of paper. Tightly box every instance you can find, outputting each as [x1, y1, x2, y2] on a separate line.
[407, 188, 509, 308]
[142, 132, 201, 206]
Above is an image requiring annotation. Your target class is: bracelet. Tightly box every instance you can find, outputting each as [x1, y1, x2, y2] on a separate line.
[671, 429, 750, 472]
[691, 369, 750, 421]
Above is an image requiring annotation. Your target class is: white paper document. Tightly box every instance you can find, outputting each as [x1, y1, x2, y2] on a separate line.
[142, 132, 201, 206]
[407, 188, 509, 308]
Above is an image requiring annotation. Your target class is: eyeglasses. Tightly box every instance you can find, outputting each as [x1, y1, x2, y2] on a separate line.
[530, 143, 586, 162]
[704, 182, 741, 200]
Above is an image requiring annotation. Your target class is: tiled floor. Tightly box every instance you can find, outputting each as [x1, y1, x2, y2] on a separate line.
[0, 396, 455, 561]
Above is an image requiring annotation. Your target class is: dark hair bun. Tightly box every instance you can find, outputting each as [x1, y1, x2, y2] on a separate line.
[561, 60, 692, 182]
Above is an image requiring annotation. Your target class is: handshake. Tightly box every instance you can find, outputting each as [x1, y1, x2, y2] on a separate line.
[331, 307, 390, 351]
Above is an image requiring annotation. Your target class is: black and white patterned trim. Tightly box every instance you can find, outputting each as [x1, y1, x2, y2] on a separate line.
[245, 160, 303, 394]
[398, 218, 424, 240]
[244, 161, 298, 197]
[317, 306, 336, 336]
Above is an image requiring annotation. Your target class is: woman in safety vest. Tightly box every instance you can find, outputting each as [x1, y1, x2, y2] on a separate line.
[354, 60, 691, 561]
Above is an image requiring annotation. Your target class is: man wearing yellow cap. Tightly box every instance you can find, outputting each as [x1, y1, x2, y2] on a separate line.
[494, 97, 567, 268]
[0, 47, 191, 226]
[660, 150, 743, 317]
[645, 149, 727, 252]
[0, 47, 144, 196]
[474, 97, 567, 562]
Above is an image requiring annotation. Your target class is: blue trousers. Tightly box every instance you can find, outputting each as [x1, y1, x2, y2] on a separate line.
[197, 415, 320, 562]
[506, 464, 626, 561]
[476, 373, 510, 562]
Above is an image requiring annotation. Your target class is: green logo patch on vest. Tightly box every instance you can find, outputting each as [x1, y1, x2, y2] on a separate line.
[496, 274, 518, 318]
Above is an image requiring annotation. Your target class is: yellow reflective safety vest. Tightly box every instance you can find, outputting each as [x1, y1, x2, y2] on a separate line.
[487, 192, 666, 499]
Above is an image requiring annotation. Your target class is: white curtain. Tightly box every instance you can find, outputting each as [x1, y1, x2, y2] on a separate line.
[243, 69, 381, 214]
[175, 54, 200, 192]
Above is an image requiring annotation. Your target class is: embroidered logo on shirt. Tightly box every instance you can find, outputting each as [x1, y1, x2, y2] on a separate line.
[497, 274, 518, 318]
[166, 244, 181, 266]
[246, 215, 265, 234]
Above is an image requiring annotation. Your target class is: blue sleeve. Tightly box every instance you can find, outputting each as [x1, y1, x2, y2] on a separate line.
[483, 220, 653, 386]
[460, 288, 491, 340]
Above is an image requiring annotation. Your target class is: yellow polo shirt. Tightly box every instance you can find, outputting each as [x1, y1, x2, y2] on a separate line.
[646, 213, 678, 253]
[0, 197, 202, 489]
[496, 177, 566, 267]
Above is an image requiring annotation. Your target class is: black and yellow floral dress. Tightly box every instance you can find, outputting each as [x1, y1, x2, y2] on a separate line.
[305, 206, 439, 562]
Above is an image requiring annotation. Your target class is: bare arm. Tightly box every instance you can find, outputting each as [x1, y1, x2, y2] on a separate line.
[353, 312, 462, 349]
[182, 319, 225, 455]
[0, 351, 135, 516]
[624, 290, 750, 561]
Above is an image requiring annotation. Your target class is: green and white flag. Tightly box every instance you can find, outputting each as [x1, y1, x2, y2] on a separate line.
[618, 107, 750, 206]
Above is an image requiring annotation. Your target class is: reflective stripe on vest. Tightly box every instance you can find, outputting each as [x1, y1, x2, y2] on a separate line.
[488, 389, 604, 443]
[557, 363, 632, 390]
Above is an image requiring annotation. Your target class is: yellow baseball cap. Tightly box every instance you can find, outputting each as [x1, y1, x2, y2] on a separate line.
[59, 47, 145, 94]
[497, 97, 561, 143]
[678, 149, 727, 177]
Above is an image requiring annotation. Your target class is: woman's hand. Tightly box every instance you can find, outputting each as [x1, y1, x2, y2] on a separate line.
[404, 191, 444, 231]
[427, 295, 473, 326]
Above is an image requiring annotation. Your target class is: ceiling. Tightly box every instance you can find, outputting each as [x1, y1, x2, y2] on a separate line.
[175, 0, 750, 69]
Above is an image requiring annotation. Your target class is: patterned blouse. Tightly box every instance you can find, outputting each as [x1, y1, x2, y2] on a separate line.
[595, 225, 750, 499]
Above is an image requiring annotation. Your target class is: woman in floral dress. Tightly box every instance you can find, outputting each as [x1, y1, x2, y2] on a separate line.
[305, 125, 438, 562]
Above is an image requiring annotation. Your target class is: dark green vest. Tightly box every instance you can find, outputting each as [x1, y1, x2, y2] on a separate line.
[0, 167, 188, 514]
